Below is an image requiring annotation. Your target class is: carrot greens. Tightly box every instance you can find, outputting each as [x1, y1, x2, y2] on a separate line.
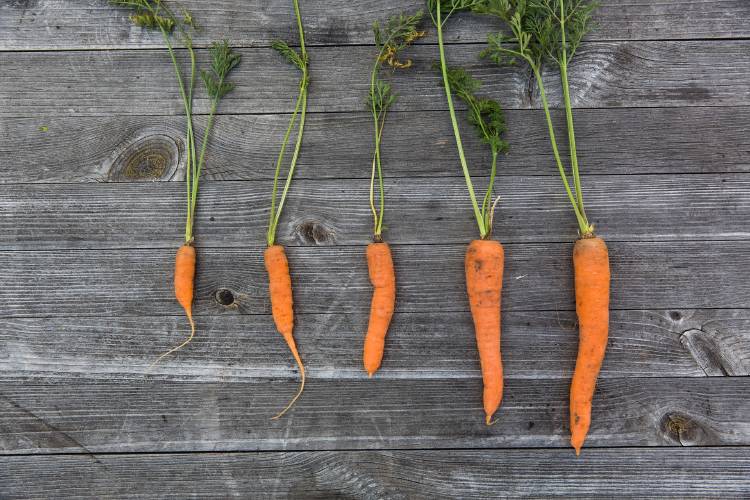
[368, 11, 425, 241]
[112, 0, 240, 243]
[428, 0, 508, 239]
[476, 0, 597, 236]
[267, 0, 309, 247]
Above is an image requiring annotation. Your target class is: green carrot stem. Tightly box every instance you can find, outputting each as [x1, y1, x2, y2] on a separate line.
[436, 2, 486, 238]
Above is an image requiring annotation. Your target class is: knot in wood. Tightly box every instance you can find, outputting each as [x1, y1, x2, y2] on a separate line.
[295, 220, 335, 246]
[108, 133, 181, 181]
[215, 288, 235, 307]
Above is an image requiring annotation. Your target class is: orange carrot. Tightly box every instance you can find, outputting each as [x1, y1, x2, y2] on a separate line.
[149, 244, 196, 368]
[265, 244, 305, 419]
[465, 239, 505, 425]
[570, 236, 610, 455]
[363, 242, 396, 377]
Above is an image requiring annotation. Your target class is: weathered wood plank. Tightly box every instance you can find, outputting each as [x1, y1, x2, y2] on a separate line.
[2, 173, 748, 250]
[6, 447, 750, 499]
[0, 376, 747, 453]
[1, 242, 748, 317]
[3, 448, 748, 499]
[3, 107, 750, 184]
[2, 0, 749, 51]
[3, 41, 749, 117]
[2, 309, 747, 380]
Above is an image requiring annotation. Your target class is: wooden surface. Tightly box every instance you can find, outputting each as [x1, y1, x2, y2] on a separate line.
[1, 0, 749, 498]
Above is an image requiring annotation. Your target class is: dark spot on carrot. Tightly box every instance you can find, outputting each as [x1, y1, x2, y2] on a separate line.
[215, 288, 235, 306]
[669, 311, 682, 321]
[473, 260, 482, 271]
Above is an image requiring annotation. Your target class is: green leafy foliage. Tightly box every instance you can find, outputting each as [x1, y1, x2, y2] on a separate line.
[271, 40, 307, 72]
[367, 79, 397, 115]
[476, 0, 597, 69]
[373, 11, 425, 69]
[443, 66, 508, 154]
[202, 40, 241, 100]
[110, 0, 175, 32]
[427, 0, 483, 25]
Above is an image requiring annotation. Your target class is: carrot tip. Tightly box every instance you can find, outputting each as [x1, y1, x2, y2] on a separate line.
[367, 371, 374, 378]
[573, 443, 582, 456]
[485, 414, 497, 426]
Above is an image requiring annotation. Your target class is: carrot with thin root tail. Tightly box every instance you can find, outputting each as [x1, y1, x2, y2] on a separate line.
[570, 236, 610, 455]
[148, 243, 196, 370]
[265, 244, 305, 419]
[465, 239, 504, 425]
[363, 242, 396, 377]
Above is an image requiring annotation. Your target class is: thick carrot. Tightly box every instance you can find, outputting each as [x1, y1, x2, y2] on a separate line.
[570, 236, 610, 455]
[363, 242, 396, 377]
[264, 244, 305, 419]
[150, 243, 196, 368]
[465, 239, 505, 425]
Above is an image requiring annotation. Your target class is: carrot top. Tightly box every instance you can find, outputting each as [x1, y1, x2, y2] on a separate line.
[112, 0, 240, 243]
[267, 0, 309, 247]
[477, 0, 598, 236]
[367, 12, 425, 240]
[429, 0, 509, 239]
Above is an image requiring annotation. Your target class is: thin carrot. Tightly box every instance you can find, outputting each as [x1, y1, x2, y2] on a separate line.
[478, 0, 608, 453]
[264, 0, 309, 418]
[114, 2, 240, 368]
[265, 245, 305, 419]
[363, 243, 396, 376]
[570, 236, 610, 455]
[465, 240, 505, 425]
[363, 11, 423, 377]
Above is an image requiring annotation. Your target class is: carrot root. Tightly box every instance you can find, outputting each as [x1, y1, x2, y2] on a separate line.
[265, 244, 305, 419]
[363, 242, 396, 377]
[149, 243, 196, 371]
[465, 239, 505, 424]
[570, 236, 610, 455]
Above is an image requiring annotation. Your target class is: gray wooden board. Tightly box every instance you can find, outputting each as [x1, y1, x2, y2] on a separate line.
[2, 0, 750, 494]
[0, 448, 748, 499]
[2, 309, 748, 381]
[3, 107, 750, 184]
[3, 0, 750, 50]
[2, 173, 748, 250]
[0, 376, 748, 453]
[3, 41, 750, 117]
[2, 241, 750, 318]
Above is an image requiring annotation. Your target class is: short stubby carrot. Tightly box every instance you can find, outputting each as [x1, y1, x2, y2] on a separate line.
[570, 236, 610, 455]
[363, 242, 396, 377]
[264, 244, 305, 419]
[465, 239, 505, 425]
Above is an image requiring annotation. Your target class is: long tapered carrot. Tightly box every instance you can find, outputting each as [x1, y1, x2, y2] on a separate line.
[570, 236, 610, 455]
[465, 239, 505, 425]
[264, 244, 305, 419]
[363, 242, 396, 377]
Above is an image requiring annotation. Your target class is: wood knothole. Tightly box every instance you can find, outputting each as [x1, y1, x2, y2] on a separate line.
[215, 288, 236, 307]
[295, 219, 335, 246]
[107, 132, 182, 181]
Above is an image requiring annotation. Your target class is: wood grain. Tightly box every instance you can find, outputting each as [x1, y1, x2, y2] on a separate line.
[0, 375, 747, 453]
[2, 448, 748, 498]
[2, 173, 746, 250]
[3, 106, 750, 184]
[1, 242, 749, 318]
[2, 309, 747, 381]
[2, 0, 749, 50]
[3, 41, 749, 117]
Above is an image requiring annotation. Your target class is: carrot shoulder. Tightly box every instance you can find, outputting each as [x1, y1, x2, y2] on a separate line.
[265, 244, 305, 419]
[570, 236, 610, 455]
[465, 239, 505, 425]
[363, 242, 396, 377]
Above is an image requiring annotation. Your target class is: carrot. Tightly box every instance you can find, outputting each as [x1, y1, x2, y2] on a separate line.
[264, 0, 309, 418]
[431, 1, 510, 423]
[465, 240, 505, 425]
[570, 236, 610, 455]
[363, 243, 396, 376]
[265, 244, 305, 419]
[362, 12, 423, 377]
[478, 0, 607, 453]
